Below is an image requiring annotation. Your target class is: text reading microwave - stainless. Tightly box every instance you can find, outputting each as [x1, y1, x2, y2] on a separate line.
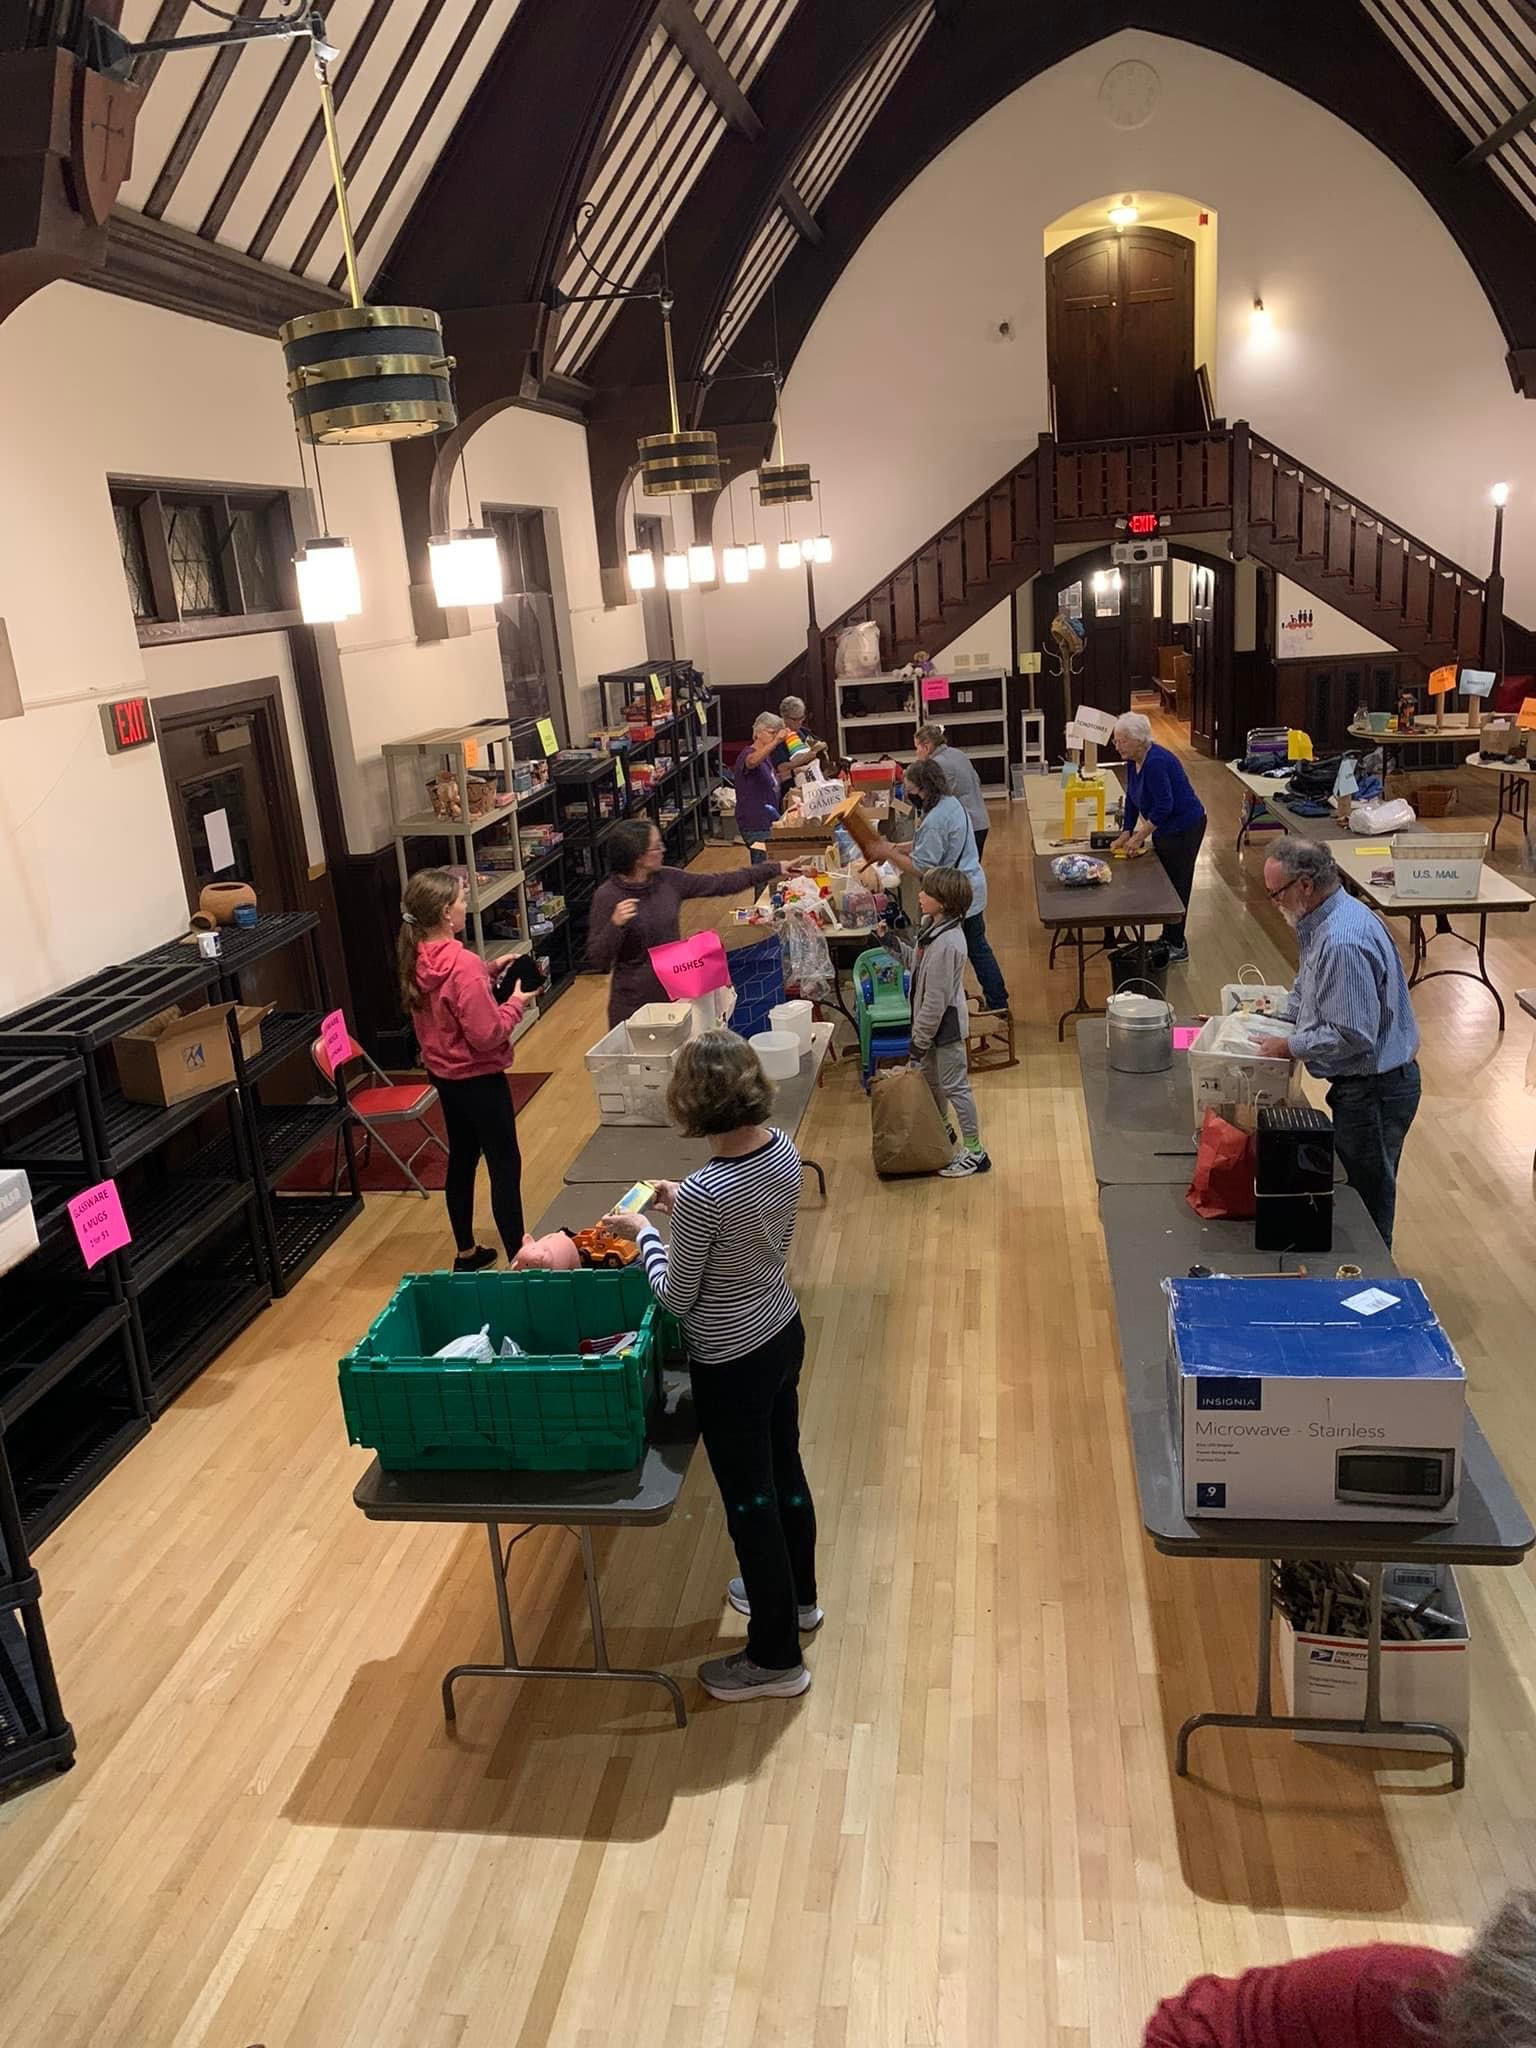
[1334, 1446, 1457, 1511]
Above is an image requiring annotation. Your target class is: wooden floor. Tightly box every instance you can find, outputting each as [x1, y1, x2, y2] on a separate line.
[3, 727, 1535, 2048]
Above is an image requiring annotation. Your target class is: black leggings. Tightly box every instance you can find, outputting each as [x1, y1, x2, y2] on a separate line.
[690, 1314, 817, 1672]
[431, 1072, 525, 1257]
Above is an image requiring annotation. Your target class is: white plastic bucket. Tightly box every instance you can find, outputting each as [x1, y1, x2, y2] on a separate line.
[750, 1031, 800, 1081]
[769, 1000, 814, 1054]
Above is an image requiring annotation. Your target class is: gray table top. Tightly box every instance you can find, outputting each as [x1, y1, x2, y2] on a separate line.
[1521, 988, 1536, 1023]
[563, 1022, 832, 1184]
[353, 1368, 697, 1526]
[1033, 850, 1184, 930]
[533, 1181, 671, 1240]
[1099, 1183, 1533, 1564]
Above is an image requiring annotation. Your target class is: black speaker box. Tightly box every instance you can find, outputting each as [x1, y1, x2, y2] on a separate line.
[1255, 1106, 1334, 1253]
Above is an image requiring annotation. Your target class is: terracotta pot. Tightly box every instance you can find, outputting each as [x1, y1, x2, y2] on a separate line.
[192, 880, 258, 930]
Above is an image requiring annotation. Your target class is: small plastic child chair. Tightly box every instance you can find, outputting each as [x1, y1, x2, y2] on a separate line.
[853, 946, 912, 1088]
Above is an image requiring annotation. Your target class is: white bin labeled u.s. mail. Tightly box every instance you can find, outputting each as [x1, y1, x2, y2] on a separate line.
[1166, 1277, 1466, 1522]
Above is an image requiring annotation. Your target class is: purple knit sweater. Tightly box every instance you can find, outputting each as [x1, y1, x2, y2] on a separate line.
[587, 861, 782, 1027]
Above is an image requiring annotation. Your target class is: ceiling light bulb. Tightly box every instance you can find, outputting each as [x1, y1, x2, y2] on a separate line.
[428, 528, 503, 607]
[801, 536, 817, 562]
[294, 536, 361, 623]
[626, 547, 657, 590]
[722, 545, 749, 584]
[1108, 196, 1139, 227]
[1491, 481, 1510, 507]
[1251, 296, 1271, 330]
[746, 541, 767, 573]
[687, 542, 717, 583]
[778, 539, 802, 570]
[663, 550, 690, 590]
[811, 534, 832, 564]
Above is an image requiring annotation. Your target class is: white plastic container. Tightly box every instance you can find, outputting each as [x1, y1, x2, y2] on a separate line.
[584, 1023, 683, 1126]
[750, 1031, 800, 1081]
[1187, 1012, 1294, 1120]
[0, 1169, 38, 1278]
[1389, 832, 1487, 902]
[626, 1002, 694, 1052]
[769, 1000, 814, 1055]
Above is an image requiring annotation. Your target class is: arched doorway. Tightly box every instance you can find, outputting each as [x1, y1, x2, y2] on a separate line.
[1029, 544, 1234, 760]
[1045, 224, 1200, 442]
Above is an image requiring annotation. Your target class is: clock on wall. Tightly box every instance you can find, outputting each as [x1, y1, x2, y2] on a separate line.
[1099, 59, 1160, 131]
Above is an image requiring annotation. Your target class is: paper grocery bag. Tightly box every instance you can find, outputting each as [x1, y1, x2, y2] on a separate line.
[1187, 1110, 1256, 1219]
[871, 1066, 954, 1178]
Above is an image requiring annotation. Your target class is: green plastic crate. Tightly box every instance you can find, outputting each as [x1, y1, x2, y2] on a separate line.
[339, 1267, 680, 1472]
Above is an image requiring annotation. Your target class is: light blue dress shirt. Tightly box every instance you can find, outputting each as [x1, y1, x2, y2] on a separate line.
[910, 794, 987, 916]
[1280, 887, 1420, 1078]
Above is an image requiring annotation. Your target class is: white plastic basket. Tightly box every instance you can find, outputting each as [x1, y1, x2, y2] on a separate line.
[584, 1023, 683, 1126]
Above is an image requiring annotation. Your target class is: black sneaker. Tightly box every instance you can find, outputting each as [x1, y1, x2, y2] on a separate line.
[452, 1245, 498, 1272]
[1163, 942, 1190, 964]
[966, 1148, 993, 1173]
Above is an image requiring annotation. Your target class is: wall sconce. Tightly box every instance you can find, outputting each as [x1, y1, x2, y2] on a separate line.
[1251, 296, 1271, 331]
[1107, 195, 1139, 228]
[1491, 481, 1510, 507]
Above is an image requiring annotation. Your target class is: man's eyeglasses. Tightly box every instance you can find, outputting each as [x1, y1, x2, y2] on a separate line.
[1266, 877, 1306, 901]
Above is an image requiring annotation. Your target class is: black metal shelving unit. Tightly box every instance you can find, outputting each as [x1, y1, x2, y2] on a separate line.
[0, 1438, 73, 1797]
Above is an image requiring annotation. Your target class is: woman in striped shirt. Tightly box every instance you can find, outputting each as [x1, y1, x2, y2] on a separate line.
[603, 1032, 819, 1703]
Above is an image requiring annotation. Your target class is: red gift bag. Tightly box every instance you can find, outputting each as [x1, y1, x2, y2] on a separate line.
[1187, 1110, 1256, 1219]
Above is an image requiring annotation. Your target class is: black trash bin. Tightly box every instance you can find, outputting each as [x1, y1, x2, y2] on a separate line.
[1107, 940, 1170, 998]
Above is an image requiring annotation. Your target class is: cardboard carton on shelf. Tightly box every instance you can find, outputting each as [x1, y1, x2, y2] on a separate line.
[113, 1002, 271, 1107]
[769, 792, 881, 857]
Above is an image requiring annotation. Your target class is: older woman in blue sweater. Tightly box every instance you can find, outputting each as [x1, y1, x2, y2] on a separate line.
[1110, 711, 1207, 963]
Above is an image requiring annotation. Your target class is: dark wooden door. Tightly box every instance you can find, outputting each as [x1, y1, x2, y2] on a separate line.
[1046, 227, 1196, 441]
[1188, 562, 1234, 758]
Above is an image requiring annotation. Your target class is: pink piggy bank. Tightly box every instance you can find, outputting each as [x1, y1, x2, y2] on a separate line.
[511, 1230, 581, 1272]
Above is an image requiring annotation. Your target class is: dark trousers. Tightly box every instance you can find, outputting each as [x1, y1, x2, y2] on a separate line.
[1151, 817, 1206, 945]
[432, 1071, 525, 1258]
[690, 1314, 817, 1672]
[963, 909, 1009, 1013]
[974, 827, 989, 862]
[1327, 1060, 1421, 1250]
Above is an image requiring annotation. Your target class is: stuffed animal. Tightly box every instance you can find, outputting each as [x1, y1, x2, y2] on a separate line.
[511, 1230, 582, 1272]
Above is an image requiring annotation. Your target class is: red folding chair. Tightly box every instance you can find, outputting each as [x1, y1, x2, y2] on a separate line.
[311, 1034, 446, 1198]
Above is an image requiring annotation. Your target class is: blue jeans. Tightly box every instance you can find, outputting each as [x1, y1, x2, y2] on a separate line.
[963, 910, 1009, 1014]
[1326, 1060, 1421, 1249]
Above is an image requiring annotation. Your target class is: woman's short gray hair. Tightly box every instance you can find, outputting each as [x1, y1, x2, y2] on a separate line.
[753, 712, 787, 739]
[1113, 711, 1153, 747]
[1269, 839, 1339, 893]
[914, 722, 947, 749]
[1440, 1889, 1536, 2047]
[778, 695, 806, 724]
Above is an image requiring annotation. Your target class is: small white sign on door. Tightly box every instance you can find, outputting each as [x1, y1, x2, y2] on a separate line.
[203, 807, 236, 874]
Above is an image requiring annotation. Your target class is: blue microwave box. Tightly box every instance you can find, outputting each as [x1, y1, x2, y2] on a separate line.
[1164, 1277, 1465, 1522]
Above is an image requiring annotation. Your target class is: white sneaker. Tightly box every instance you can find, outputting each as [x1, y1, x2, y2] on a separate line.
[939, 1150, 979, 1177]
[727, 1577, 824, 1632]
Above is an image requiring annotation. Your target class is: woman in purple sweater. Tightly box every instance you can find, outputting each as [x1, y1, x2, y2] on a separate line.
[587, 819, 787, 1028]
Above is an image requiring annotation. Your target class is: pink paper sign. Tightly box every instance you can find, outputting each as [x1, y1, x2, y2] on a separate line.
[1172, 1025, 1201, 1051]
[648, 931, 732, 1001]
[320, 1008, 352, 1071]
[920, 675, 950, 703]
[68, 1179, 131, 1270]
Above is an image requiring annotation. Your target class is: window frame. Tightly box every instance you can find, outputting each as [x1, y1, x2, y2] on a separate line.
[108, 477, 300, 645]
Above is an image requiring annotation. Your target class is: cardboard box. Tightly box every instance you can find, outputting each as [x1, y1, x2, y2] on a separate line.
[1167, 1277, 1465, 1522]
[113, 1003, 269, 1107]
[1278, 1563, 1470, 1752]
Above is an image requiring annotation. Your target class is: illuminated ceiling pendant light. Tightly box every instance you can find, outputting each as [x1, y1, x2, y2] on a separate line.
[746, 541, 767, 573]
[627, 546, 657, 590]
[279, 34, 454, 445]
[811, 534, 833, 565]
[663, 551, 691, 591]
[637, 298, 722, 498]
[722, 545, 749, 584]
[295, 535, 362, 625]
[428, 427, 504, 608]
[778, 538, 802, 571]
[688, 542, 717, 583]
[1107, 194, 1139, 228]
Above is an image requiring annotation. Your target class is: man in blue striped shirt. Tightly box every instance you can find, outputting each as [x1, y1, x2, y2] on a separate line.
[1256, 840, 1421, 1248]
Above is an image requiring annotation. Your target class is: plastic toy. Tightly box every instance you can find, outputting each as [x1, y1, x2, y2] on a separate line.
[511, 1230, 582, 1272]
[569, 1227, 640, 1269]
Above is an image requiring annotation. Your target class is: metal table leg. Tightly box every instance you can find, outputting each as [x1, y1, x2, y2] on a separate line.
[801, 1158, 828, 1199]
[1403, 911, 1505, 1029]
[1490, 770, 1531, 855]
[1174, 1558, 1466, 1787]
[441, 1519, 688, 1728]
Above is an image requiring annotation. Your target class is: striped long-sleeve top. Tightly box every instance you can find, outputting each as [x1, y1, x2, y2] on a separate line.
[636, 1128, 802, 1364]
[1274, 887, 1419, 1078]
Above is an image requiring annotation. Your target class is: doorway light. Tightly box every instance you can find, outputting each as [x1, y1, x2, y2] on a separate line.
[627, 548, 657, 591]
[663, 551, 690, 591]
[1107, 196, 1139, 227]
[294, 536, 361, 624]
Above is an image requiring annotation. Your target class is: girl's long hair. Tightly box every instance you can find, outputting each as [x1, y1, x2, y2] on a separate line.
[397, 867, 461, 1014]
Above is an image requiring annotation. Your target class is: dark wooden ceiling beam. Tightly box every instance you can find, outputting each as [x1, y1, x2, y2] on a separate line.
[656, 0, 764, 140]
[142, 0, 266, 220]
[777, 181, 822, 245]
[127, 0, 189, 89]
[1461, 94, 1536, 167]
[245, 0, 391, 264]
[198, 34, 309, 241]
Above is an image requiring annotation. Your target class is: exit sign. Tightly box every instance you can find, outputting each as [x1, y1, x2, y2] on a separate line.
[100, 696, 156, 754]
[1127, 512, 1160, 536]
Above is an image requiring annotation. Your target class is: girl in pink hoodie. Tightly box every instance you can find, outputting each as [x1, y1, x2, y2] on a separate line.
[399, 868, 527, 1271]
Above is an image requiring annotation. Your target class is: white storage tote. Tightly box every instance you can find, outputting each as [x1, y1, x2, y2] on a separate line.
[625, 1003, 694, 1053]
[1390, 832, 1487, 902]
[584, 1022, 684, 1126]
[1278, 1564, 1469, 1753]
[1187, 1013, 1294, 1119]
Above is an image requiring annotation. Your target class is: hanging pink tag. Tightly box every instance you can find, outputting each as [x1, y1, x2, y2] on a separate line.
[320, 1008, 352, 1071]
[920, 676, 950, 703]
[68, 1180, 132, 1269]
[1172, 1025, 1201, 1050]
[648, 931, 732, 1001]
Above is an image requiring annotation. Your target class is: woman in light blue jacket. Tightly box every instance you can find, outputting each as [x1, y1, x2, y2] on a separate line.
[871, 756, 1009, 1015]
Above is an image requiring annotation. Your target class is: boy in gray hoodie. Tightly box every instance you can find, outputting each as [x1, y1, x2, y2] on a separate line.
[904, 866, 991, 1179]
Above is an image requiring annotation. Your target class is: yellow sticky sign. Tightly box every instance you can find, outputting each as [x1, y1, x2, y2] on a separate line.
[695, 701, 708, 730]
[1350, 843, 1391, 858]
[1518, 697, 1536, 732]
[464, 741, 481, 769]
[536, 717, 558, 757]
[1427, 665, 1457, 697]
[648, 671, 663, 702]
[615, 755, 627, 791]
